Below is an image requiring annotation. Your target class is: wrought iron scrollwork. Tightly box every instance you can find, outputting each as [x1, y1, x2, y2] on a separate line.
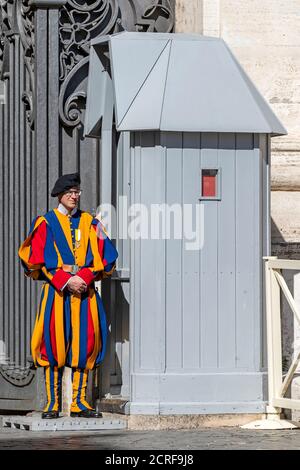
[0, 0, 14, 40]
[59, 0, 119, 82]
[16, 0, 34, 73]
[0, 0, 15, 79]
[0, 365, 34, 387]
[59, 0, 175, 129]
[0, 11, 4, 76]
[16, 1, 35, 128]
[0, 0, 35, 126]
[59, 0, 119, 127]
[22, 90, 34, 128]
[136, 0, 174, 33]
[59, 57, 89, 127]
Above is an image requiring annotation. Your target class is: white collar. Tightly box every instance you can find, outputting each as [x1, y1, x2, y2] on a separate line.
[57, 203, 78, 216]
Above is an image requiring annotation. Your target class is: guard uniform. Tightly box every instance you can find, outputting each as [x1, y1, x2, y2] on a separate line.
[18, 173, 118, 415]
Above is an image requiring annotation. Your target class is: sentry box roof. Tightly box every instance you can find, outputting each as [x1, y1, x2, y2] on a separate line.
[85, 32, 287, 137]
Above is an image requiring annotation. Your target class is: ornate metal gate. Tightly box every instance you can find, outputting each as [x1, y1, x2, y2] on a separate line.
[0, 0, 174, 411]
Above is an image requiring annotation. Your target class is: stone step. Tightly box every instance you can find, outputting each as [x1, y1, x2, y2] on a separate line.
[1, 415, 127, 432]
[97, 398, 130, 415]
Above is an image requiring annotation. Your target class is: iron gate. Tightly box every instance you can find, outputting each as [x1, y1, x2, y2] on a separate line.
[0, 0, 174, 411]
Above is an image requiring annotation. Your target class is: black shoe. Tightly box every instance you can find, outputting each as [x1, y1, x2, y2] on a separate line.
[41, 410, 59, 419]
[70, 409, 103, 418]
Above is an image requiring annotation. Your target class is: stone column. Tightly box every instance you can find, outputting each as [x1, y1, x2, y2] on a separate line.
[175, 0, 221, 36]
[175, 0, 203, 33]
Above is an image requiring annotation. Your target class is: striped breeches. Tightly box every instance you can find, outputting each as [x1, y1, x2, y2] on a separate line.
[44, 366, 63, 412]
[44, 366, 93, 413]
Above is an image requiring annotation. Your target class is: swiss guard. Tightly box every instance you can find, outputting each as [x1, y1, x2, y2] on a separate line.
[18, 173, 118, 419]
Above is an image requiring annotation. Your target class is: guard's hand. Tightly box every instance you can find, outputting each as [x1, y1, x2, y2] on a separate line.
[67, 276, 87, 294]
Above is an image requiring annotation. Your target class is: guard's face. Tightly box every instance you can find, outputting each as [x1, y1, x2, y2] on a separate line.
[59, 186, 81, 211]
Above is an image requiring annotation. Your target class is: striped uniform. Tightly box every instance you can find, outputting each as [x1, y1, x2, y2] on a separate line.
[19, 208, 118, 411]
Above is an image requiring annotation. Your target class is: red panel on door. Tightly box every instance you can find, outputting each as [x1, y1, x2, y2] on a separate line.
[202, 170, 217, 197]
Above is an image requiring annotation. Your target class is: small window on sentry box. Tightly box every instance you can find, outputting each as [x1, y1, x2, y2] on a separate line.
[200, 169, 221, 200]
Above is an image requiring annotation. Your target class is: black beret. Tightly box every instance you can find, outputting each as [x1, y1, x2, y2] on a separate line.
[51, 173, 81, 197]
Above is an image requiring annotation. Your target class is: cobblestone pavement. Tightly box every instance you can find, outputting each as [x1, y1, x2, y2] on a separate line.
[0, 426, 300, 450]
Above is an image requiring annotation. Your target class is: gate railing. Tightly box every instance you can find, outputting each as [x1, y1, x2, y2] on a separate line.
[265, 256, 300, 413]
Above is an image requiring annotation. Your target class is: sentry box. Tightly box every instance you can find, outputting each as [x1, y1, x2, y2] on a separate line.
[85, 32, 286, 415]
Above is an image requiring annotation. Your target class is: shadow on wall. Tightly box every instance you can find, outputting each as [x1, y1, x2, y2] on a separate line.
[272, 218, 300, 260]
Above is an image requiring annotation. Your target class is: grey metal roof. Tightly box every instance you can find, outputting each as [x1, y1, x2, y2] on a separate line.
[85, 32, 287, 136]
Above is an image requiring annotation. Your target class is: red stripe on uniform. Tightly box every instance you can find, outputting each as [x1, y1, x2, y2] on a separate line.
[77, 268, 95, 286]
[51, 269, 72, 290]
[40, 303, 57, 362]
[41, 333, 47, 360]
[50, 302, 57, 362]
[29, 221, 46, 264]
[92, 223, 104, 259]
[87, 297, 94, 358]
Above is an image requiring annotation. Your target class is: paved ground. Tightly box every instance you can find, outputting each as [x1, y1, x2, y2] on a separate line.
[0, 426, 300, 450]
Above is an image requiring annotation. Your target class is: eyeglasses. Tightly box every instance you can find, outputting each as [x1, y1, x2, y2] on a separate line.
[64, 190, 82, 198]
